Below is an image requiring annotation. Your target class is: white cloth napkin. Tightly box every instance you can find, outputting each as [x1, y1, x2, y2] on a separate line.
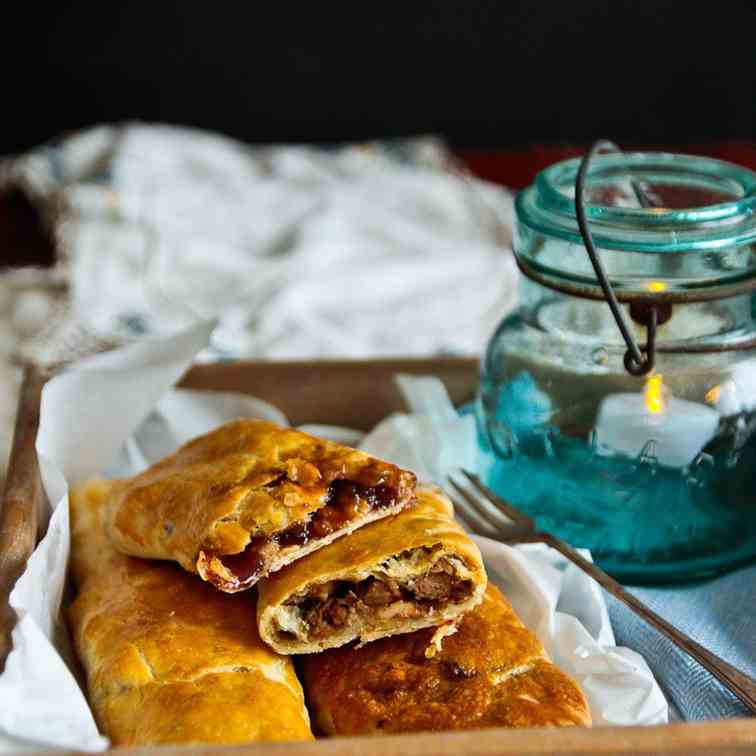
[5, 124, 517, 360]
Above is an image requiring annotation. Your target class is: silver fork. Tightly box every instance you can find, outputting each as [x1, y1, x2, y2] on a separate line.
[447, 470, 756, 715]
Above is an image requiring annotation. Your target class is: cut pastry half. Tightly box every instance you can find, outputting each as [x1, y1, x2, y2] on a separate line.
[257, 486, 487, 653]
[299, 582, 591, 735]
[104, 419, 416, 592]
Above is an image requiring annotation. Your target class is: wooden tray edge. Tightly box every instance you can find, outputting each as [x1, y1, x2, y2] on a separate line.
[0, 365, 44, 669]
[57, 719, 756, 756]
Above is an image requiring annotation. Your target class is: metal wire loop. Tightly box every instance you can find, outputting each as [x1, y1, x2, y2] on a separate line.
[624, 306, 657, 376]
[574, 140, 654, 377]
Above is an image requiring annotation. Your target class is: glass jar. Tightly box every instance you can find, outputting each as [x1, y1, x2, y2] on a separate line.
[475, 151, 756, 583]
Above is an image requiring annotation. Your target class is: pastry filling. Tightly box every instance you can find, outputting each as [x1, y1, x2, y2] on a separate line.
[274, 550, 475, 642]
[209, 479, 399, 588]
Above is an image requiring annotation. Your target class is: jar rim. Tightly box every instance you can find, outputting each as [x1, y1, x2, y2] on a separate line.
[516, 152, 756, 253]
[514, 152, 756, 300]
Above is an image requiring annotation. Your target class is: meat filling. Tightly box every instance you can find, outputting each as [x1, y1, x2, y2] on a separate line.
[209, 479, 399, 589]
[281, 556, 474, 640]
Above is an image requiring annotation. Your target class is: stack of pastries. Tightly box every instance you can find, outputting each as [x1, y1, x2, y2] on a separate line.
[67, 419, 590, 746]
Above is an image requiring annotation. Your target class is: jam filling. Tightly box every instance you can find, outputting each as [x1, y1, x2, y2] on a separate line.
[211, 479, 398, 587]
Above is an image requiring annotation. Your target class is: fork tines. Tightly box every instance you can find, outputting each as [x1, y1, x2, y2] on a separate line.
[446, 470, 534, 540]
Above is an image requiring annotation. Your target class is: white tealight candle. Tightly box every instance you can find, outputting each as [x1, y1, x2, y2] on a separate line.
[595, 375, 720, 468]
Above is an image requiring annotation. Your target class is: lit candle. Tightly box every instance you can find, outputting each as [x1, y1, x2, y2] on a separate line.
[595, 375, 720, 468]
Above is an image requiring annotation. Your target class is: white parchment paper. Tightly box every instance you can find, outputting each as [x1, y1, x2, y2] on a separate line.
[0, 324, 667, 751]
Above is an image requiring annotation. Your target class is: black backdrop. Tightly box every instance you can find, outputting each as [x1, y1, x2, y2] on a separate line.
[2, 2, 755, 155]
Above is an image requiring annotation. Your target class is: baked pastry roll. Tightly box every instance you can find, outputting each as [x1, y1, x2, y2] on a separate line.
[104, 419, 416, 592]
[299, 583, 591, 734]
[68, 480, 313, 746]
[257, 486, 486, 653]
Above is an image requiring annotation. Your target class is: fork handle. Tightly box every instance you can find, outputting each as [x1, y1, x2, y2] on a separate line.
[537, 532, 756, 714]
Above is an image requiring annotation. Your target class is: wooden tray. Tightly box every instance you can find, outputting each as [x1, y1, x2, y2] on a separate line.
[1, 359, 755, 756]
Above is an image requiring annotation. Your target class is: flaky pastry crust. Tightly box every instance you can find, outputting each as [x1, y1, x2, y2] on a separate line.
[299, 583, 591, 734]
[103, 419, 416, 591]
[68, 479, 313, 746]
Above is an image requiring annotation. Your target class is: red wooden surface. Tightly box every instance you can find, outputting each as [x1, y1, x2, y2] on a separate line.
[0, 190, 55, 268]
[458, 141, 756, 190]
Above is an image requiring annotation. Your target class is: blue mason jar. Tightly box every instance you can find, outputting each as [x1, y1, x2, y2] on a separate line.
[476, 152, 756, 583]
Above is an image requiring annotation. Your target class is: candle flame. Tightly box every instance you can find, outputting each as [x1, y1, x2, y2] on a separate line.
[647, 280, 667, 293]
[644, 374, 664, 414]
[705, 385, 721, 405]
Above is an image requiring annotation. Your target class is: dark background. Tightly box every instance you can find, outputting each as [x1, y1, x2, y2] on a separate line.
[2, 2, 755, 156]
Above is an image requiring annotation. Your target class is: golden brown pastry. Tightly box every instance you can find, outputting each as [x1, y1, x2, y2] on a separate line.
[257, 486, 486, 654]
[299, 583, 591, 735]
[103, 419, 416, 592]
[68, 479, 314, 746]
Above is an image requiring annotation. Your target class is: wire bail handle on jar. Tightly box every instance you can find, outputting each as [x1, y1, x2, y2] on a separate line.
[575, 140, 756, 377]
